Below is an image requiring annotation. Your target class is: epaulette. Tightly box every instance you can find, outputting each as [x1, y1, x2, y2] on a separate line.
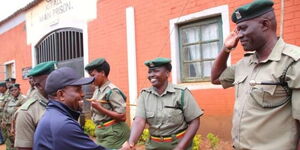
[173, 85, 187, 91]
[140, 87, 151, 93]
[244, 51, 255, 57]
[20, 98, 37, 110]
[282, 44, 300, 61]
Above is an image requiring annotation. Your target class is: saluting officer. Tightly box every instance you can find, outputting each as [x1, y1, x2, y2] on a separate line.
[122, 57, 203, 150]
[85, 58, 130, 149]
[211, 0, 300, 149]
[2, 84, 26, 150]
[14, 61, 56, 150]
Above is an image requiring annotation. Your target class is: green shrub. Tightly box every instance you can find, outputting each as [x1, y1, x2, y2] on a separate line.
[84, 119, 96, 137]
[206, 133, 220, 150]
[137, 129, 150, 145]
[192, 134, 202, 150]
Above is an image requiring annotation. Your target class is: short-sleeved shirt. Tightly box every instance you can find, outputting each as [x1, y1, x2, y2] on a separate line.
[14, 91, 48, 147]
[34, 100, 106, 150]
[92, 81, 126, 123]
[135, 83, 203, 136]
[219, 38, 300, 150]
[2, 94, 26, 123]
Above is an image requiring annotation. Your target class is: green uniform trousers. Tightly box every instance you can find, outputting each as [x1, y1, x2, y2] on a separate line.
[146, 138, 192, 150]
[95, 122, 130, 149]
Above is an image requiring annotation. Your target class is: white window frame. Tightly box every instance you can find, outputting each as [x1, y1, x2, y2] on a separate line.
[4, 60, 16, 79]
[169, 5, 230, 90]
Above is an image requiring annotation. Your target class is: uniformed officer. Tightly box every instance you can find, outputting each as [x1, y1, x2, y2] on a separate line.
[25, 76, 37, 99]
[0, 82, 8, 145]
[85, 58, 130, 149]
[211, 0, 300, 149]
[2, 84, 26, 150]
[122, 57, 203, 150]
[14, 61, 56, 150]
[5, 78, 16, 90]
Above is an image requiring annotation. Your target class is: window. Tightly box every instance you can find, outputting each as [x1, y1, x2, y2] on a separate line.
[4, 61, 15, 79]
[35, 28, 83, 64]
[178, 16, 223, 82]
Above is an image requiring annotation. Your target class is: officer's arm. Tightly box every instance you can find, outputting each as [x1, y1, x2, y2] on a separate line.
[91, 101, 126, 121]
[122, 117, 146, 149]
[91, 90, 127, 121]
[174, 117, 200, 150]
[211, 30, 239, 84]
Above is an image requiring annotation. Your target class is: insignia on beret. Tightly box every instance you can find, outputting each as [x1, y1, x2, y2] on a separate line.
[235, 11, 242, 20]
[5, 78, 16, 82]
[149, 63, 155, 68]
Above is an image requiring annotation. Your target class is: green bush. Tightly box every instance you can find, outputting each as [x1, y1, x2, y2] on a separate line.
[192, 134, 202, 150]
[137, 129, 150, 145]
[84, 119, 96, 137]
[206, 133, 220, 150]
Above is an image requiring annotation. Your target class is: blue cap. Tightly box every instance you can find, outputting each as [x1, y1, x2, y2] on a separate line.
[45, 67, 95, 94]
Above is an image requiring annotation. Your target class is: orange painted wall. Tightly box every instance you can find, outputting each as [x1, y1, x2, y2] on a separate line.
[0, 22, 32, 94]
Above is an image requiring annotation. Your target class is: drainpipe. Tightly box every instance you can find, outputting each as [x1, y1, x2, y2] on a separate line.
[280, 0, 284, 38]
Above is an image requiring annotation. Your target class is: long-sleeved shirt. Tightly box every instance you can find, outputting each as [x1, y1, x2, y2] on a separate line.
[33, 99, 106, 150]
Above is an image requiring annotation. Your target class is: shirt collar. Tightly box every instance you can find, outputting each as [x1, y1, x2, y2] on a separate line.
[98, 80, 111, 93]
[249, 38, 285, 64]
[48, 99, 81, 120]
[147, 83, 175, 96]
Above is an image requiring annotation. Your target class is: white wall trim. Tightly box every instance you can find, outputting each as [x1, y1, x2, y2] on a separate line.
[0, 13, 25, 35]
[126, 6, 138, 121]
[169, 5, 230, 90]
[3, 60, 16, 78]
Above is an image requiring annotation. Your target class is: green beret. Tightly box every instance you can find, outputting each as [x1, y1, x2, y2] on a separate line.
[5, 77, 16, 82]
[9, 83, 20, 89]
[232, 0, 274, 24]
[144, 57, 171, 68]
[85, 58, 105, 71]
[27, 61, 57, 77]
[0, 81, 6, 87]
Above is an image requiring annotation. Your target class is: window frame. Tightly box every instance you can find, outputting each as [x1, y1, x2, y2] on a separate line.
[178, 16, 223, 82]
[169, 5, 230, 90]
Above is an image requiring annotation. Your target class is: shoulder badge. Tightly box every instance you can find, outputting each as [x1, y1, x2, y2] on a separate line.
[20, 98, 37, 111]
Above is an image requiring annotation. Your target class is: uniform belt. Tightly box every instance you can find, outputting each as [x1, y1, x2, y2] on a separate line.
[150, 129, 186, 142]
[97, 119, 118, 128]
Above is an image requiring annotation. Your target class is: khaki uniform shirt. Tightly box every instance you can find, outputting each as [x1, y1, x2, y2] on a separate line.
[26, 87, 38, 99]
[219, 38, 300, 150]
[0, 90, 9, 114]
[92, 81, 126, 123]
[135, 83, 203, 136]
[14, 91, 48, 147]
[2, 94, 26, 124]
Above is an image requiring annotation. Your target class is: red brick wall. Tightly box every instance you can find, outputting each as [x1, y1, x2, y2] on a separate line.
[0, 22, 32, 94]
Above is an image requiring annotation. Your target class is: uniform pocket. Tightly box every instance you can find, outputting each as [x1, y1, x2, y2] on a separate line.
[250, 84, 290, 108]
[146, 111, 155, 125]
[233, 74, 248, 98]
